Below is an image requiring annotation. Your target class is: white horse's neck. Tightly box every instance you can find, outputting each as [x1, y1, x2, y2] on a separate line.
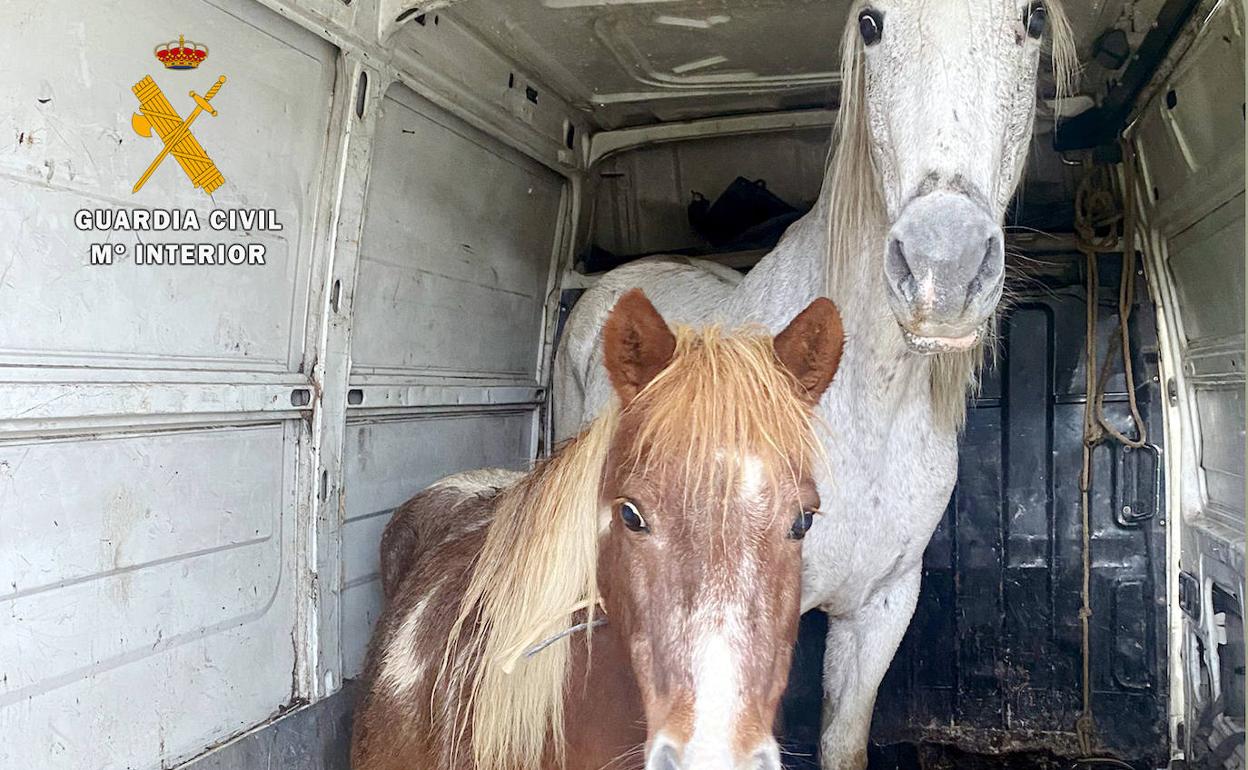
[726, 180, 936, 431]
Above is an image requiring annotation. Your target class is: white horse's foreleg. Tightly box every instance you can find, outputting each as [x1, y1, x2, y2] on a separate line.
[819, 566, 922, 770]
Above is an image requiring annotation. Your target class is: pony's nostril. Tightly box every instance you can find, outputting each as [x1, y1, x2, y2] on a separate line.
[749, 747, 783, 770]
[652, 743, 680, 770]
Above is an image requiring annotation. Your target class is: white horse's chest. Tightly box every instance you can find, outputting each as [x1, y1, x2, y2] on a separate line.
[798, 344, 959, 616]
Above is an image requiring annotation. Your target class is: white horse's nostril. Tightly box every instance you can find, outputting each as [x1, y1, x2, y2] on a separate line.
[885, 237, 918, 303]
[964, 231, 1005, 308]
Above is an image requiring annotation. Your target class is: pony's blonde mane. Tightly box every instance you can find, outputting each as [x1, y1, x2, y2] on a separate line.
[438, 409, 615, 770]
[441, 325, 822, 770]
[825, 0, 1077, 429]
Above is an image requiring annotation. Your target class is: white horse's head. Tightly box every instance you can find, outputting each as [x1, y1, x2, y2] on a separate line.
[831, 0, 1075, 352]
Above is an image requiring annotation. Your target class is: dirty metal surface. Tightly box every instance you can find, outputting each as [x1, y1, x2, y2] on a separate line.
[177, 685, 354, 770]
[0, 2, 337, 769]
[783, 254, 1168, 768]
[447, 0, 1159, 128]
[336, 81, 564, 679]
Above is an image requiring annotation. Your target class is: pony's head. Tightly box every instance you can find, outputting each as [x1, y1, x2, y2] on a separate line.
[600, 290, 844, 770]
[831, 0, 1075, 351]
[446, 291, 842, 770]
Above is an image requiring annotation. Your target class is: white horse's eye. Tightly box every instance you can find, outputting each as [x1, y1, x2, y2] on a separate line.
[858, 9, 884, 46]
[1024, 1, 1047, 40]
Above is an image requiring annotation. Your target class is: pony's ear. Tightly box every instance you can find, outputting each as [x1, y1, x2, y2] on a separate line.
[603, 289, 676, 406]
[773, 297, 845, 405]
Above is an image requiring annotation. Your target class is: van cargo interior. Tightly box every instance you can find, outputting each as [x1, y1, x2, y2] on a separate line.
[0, 1, 1242, 769]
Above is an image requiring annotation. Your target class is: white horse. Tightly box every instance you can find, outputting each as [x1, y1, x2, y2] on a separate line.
[553, 2, 1077, 769]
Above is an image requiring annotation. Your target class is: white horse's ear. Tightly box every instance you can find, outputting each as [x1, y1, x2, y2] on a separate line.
[773, 298, 845, 405]
[602, 289, 676, 406]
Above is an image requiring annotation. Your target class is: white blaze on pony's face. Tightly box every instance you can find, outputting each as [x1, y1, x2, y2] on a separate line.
[598, 290, 844, 770]
[848, 0, 1069, 350]
[607, 454, 820, 770]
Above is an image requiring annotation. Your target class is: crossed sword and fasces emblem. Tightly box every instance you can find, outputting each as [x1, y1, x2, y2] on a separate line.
[130, 74, 227, 194]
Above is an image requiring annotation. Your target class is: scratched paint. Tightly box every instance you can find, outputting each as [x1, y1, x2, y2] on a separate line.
[0, 0, 567, 765]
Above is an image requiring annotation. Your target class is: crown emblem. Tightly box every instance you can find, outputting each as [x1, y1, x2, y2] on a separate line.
[154, 35, 208, 70]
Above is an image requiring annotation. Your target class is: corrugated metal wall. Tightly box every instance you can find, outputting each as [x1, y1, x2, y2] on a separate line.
[0, 2, 337, 767]
[1128, 0, 1245, 761]
[0, 4, 568, 769]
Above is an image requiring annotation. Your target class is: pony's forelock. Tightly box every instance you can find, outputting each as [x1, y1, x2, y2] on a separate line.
[627, 325, 825, 511]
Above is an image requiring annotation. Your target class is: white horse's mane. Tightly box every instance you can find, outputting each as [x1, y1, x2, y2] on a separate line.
[824, 0, 1078, 428]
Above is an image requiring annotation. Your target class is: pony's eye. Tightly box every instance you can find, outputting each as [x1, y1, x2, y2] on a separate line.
[616, 500, 648, 533]
[858, 9, 884, 46]
[1024, 1, 1047, 40]
[789, 509, 816, 540]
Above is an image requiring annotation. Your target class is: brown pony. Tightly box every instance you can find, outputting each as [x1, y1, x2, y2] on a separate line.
[352, 289, 844, 770]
